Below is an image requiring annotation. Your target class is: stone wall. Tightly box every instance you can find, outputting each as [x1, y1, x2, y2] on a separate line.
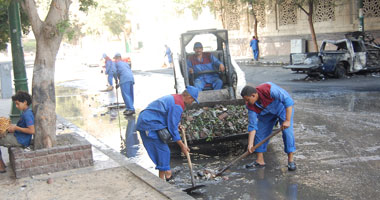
[9, 133, 93, 178]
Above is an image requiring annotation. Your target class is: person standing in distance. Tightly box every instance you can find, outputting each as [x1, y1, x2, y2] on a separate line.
[250, 36, 259, 61]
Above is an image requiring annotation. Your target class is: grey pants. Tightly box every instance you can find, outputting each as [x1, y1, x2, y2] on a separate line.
[0, 132, 22, 148]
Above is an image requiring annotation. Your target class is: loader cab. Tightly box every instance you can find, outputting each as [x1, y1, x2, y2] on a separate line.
[175, 29, 237, 102]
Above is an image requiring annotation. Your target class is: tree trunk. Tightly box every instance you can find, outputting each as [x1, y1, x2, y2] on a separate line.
[253, 13, 258, 39]
[248, 2, 259, 38]
[20, 0, 71, 149]
[308, 14, 318, 52]
[307, 1, 318, 52]
[219, 0, 226, 29]
[32, 34, 60, 149]
[297, 1, 318, 52]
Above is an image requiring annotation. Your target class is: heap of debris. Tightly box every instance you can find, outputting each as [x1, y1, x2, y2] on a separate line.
[181, 104, 248, 142]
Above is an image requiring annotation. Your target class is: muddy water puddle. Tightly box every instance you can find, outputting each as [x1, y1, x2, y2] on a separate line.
[293, 91, 380, 113]
[168, 141, 334, 200]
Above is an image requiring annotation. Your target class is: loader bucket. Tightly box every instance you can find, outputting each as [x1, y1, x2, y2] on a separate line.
[197, 89, 232, 103]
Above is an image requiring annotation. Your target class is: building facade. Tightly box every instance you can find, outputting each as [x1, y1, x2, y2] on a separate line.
[224, 0, 380, 57]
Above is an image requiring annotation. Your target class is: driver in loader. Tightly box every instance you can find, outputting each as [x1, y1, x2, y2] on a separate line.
[187, 42, 225, 91]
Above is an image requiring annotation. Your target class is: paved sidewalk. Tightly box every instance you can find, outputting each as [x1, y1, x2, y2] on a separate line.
[0, 98, 193, 200]
[235, 55, 290, 65]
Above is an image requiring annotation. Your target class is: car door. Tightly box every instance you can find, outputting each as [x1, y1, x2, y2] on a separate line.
[350, 40, 366, 72]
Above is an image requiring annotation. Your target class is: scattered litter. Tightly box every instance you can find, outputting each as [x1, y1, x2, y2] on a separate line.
[181, 104, 248, 141]
[47, 178, 53, 184]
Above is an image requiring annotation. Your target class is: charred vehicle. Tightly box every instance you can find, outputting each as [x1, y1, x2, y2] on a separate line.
[284, 32, 380, 78]
[170, 29, 247, 146]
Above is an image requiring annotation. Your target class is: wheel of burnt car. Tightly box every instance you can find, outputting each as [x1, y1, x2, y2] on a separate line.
[334, 62, 347, 78]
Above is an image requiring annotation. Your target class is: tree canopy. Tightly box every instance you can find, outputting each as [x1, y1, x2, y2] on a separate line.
[0, 0, 132, 51]
[0, 0, 30, 51]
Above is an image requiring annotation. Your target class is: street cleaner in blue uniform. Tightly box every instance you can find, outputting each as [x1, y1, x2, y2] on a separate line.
[187, 42, 225, 91]
[113, 53, 135, 116]
[240, 82, 297, 171]
[102, 53, 117, 91]
[136, 86, 199, 181]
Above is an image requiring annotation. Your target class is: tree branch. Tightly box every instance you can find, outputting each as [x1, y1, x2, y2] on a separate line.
[296, 3, 309, 16]
[19, 0, 43, 37]
[45, 0, 71, 25]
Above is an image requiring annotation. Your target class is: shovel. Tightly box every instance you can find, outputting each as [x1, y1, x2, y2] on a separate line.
[181, 129, 206, 193]
[215, 128, 282, 177]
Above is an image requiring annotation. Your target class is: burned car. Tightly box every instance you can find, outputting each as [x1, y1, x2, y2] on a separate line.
[284, 33, 380, 78]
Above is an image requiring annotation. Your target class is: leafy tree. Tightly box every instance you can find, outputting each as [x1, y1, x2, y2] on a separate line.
[173, 0, 206, 19]
[99, 0, 130, 38]
[240, 0, 272, 39]
[280, 0, 324, 52]
[17, 0, 97, 149]
[208, 0, 237, 29]
[0, 0, 30, 51]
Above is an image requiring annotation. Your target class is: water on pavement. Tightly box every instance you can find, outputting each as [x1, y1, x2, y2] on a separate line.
[52, 62, 380, 199]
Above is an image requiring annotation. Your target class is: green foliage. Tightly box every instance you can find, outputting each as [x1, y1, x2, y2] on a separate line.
[97, 0, 130, 37]
[79, 0, 98, 12]
[57, 20, 70, 34]
[57, 19, 84, 43]
[173, 0, 207, 19]
[0, 0, 98, 51]
[0, 0, 30, 51]
[103, 9, 127, 36]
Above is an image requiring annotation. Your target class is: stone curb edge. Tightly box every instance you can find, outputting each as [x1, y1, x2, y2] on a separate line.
[56, 115, 194, 200]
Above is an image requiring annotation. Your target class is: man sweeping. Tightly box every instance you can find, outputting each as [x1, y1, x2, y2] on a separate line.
[240, 83, 296, 171]
[136, 86, 199, 181]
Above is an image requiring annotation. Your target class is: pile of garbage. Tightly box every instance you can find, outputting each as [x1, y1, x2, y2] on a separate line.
[181, 104, 248, 141]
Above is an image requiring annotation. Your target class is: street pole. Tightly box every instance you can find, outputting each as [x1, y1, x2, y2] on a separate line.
[8, 1, 29, 123]
[358, 0, 364, 32]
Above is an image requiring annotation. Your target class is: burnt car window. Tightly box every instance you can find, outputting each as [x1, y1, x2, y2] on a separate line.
[336, 42, 348, 51]
[323, 42, 347, 52]
[351, 41, 364, 52]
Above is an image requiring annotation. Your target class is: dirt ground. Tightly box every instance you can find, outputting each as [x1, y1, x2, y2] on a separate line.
[0, 166, 169, 200]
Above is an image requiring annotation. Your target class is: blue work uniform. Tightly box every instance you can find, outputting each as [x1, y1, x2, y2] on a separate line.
[247, 82, 296, 153]
[165, 47, 173, 63]
[250, 39, 259, 60]
[105, 57, 117, 86]
[136, 94, 184, 171]
[114, 61, 135, 112]
[15, 108, 34, 147]
[187, 53, 223, 90]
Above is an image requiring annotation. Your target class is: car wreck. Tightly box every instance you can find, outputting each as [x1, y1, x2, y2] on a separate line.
[284, 32, 380, 78]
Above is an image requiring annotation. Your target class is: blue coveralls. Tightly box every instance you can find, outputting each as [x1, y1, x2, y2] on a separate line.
[136, 94, 184, 171]
[105, 58, 117, 86]
[165, 47, 173, 64]
[250, 39, 259, 60]
[114, 61, 134, 112]
[187, 53, 223, 90]
[247, 82, 296, 154]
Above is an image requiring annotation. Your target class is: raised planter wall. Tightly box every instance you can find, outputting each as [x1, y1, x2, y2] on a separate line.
[9, 133, 94, 178]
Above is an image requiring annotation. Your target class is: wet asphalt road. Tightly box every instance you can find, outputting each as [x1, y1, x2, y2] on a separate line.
[53, 61, 380, 200]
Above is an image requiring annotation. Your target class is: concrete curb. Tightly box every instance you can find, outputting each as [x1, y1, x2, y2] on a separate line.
[235, 59, 289, 66]
[56, 115, 194, 200]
